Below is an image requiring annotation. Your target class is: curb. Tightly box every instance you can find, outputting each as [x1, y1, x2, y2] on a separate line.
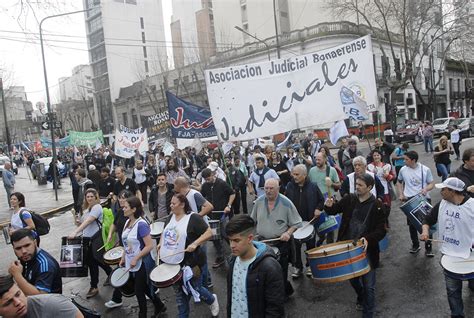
[0, 201, 74, 229]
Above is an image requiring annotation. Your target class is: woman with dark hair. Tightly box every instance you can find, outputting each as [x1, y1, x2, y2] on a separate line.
[367, 149, 394, 221]
[165, 158, 189, 185]
[68, 188, 112, 299]
[158, 193, 219, 317]
[268, 151, 290, 193]
[9, 192, 39, 246]
[211, 150, 224, 168]
[120, 196, 166, 318]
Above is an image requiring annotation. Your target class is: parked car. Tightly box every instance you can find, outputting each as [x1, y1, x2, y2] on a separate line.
[394, 122, 423, 143]
[451, 117, 474, 138]
[31, 157, 67, 179]
[0, 156, 18, 177]
[432, 117, 456, 137]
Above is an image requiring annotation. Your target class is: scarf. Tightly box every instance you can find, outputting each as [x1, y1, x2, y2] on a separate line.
[255, 167, 270, 188]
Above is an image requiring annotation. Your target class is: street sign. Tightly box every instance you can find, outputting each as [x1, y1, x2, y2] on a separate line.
[46, 112, 57, 121]
[54, 121, 62, 129]
[41, 121, 62, 130]
[41, 121, 49, 130]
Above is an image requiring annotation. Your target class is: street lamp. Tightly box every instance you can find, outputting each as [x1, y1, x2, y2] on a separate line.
[234, 26, 271, 61]
[40, 9, 91, 200]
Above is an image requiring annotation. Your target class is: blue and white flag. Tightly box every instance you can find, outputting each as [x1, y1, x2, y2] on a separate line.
[21, 142, 31, 152]
[340, 86, 369, 121]
[329, 120, 349, 145]
[276, 131, 292, 151]
[166, 91, 217, 139]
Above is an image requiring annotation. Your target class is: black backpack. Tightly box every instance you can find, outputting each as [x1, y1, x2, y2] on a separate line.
[19, 209, 50, 236]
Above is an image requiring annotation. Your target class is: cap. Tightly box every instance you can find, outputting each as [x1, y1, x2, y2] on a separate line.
[89, 165, 96, 171]
[207, 161, 219, 171]
[435, 177, 465, 192]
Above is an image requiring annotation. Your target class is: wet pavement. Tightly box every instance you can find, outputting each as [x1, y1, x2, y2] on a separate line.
[0, 138, 473, 317]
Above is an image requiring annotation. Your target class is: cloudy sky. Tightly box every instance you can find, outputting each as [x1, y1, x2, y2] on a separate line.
[0, 0, 171, 106]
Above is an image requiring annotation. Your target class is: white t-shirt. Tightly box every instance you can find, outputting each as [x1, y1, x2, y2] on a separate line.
[81, 204, 103, 237]
[11, 208, 32, 230]
[450, 129, 460, 143]
[398, 163, 433, 198]
[231, 254, 257, 318]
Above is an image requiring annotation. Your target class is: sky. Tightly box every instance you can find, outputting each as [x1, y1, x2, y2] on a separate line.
[0, 0, 172, 107]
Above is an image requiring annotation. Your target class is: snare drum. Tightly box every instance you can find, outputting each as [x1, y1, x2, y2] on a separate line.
[150, 221, 165, 240]
[306, 240, 370, 283]
[293, 222, 315, 243]
[440, 252, 474, 281]
[110, 267, 135, 297]
[209, 220, 221, 241]
[103, 246, 124, 265]
[149, 263, 182, 288]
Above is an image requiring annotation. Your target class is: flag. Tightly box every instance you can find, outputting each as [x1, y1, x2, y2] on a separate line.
[329, 120, 349, 146]
[73, 146, 80, 162]
[221, 142, 234, 155]
[276, 131, 292, 151]
[340, 86, 369, 121]
[95, 138, 102, 150]
[191, 137, 203, 154]
[21, 142, 31, 152]
[87, 143, 93, 153]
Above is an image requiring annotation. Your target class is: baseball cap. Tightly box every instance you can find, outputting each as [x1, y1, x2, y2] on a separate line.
[89, 164, 96, 171]
[207, 161, 219, 171]
[435, 177, 465, 192]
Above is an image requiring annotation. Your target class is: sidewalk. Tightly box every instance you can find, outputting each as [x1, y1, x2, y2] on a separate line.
[0, 166, 73, 226]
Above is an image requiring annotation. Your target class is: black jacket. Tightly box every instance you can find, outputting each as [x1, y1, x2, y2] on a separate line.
[285, 178, 325, 222]
[451, 165, 474, 198]
[227, 242, 285, 318]
[324, 194, 386, 268]
[148, 184, 174, 217]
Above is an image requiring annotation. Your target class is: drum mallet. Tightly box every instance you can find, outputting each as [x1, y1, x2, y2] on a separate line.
[96, 244, 107, 252]
[160, 250, 186, 259]
[261, 238, 281, 243]
[419, 239, 445, 244]
[117, 268, 131, 281]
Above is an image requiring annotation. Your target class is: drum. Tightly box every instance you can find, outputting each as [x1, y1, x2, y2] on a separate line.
[306, 240, 371, 283]
[440, 252, 474, 281]
[103, 246, 124, 265]
[293, 222, 315, 243]
[209, 220, 221, 241]
[149, 263, 182, 288]
[60, 237, 90, 277]
[210, 210, 225, 221]
[400, 194, 433, 233]
[318, 215, 341, 235]
[150, 221, 165, 240]
[110, 267, 135, 297]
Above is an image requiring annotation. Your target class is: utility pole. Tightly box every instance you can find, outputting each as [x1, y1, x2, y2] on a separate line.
[272, 0, 281, 59]
[0, 77, 12, 157]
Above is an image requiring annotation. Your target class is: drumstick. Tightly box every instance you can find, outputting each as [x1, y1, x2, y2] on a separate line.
[96, 244, 107, 252]
[160, 250, 186, 258]
[261, 238, 281, 243]
[419, 239, 445, 243]
[117, 268, 131, 281]
[454, 260, 474, 263]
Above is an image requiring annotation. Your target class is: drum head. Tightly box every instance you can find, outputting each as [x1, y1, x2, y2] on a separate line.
[151, 222, 165, 236]
[441, 253, 474, 274]
[293, 222, 314, 240]
[104, 247, 124, 261]
[150, 263, 181, 283]
[307, 240, 362, 257]
[111, 268, 129, 288]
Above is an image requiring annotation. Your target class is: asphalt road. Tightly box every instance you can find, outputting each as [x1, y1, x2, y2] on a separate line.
[0, 138, 473, 317]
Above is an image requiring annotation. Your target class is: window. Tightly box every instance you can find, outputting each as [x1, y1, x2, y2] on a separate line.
[122, 112, 128, 127]
[91, 44, 106, 62]
[183, 75, 189, 83]
[89, 30, 104, 47]
[144, 61, 149, 73]
[140, 17, 144, 29]
[92, 59, 108, 77]
[381, 56, 390, 78]
[280, 11, 288, 18]
[143, 46, 147, 58]
[142, 32, 146, 43]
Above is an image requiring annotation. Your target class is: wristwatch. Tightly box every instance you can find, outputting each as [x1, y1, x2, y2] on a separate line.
[227, 204, 231, 209]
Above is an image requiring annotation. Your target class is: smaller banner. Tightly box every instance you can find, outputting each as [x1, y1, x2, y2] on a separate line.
[340, 86, 369, 121]
[162, 141, 175, 156]
[166, 91, 217, 139]
[329, 120, 349, 145]
[40, 136, 70, 148]
[114, 125, 148, 158]
[69, 130, 104, 146]
[144, 111, 171, 142]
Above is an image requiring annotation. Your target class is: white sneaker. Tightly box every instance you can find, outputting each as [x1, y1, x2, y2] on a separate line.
[209, 294, 219, 316]
[104, 300, 123, 309]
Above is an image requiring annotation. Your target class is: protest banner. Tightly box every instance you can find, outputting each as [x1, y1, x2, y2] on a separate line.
[114, 125, 148, 158]
[144, 111, 170, 142]
[166, 91, 217, 139]
[40, 136, 70, 148]
[205, 35, 378, 141]
[69, 130, 104, 146]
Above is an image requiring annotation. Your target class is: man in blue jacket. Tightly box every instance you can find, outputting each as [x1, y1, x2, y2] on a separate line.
[226, 215, 285, 318]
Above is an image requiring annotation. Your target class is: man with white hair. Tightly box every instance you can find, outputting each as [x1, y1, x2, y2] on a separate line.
[251, 178, 302, 299]
[340, 156, 384, 201]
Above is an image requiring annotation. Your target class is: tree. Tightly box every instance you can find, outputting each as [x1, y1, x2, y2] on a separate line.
[327, 0, 470, 124]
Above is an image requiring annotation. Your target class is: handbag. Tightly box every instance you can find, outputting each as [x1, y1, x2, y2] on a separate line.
[90, 219, 105, 264]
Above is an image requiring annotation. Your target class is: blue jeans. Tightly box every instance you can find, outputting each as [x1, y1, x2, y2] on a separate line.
[350, 269, 376, 318]
[174, 269, 215, 318]
[436, 163, 451, 181]
[444, 273, 473, 317]
[424, 137, 434, 152]
[199, 244, 212, 288]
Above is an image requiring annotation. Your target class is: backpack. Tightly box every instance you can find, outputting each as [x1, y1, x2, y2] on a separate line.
[19, 209, 50, 236]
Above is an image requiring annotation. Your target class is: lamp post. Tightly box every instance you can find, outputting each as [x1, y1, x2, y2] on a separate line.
[40, 9, 90, 200]
[234, 26, 271, 61]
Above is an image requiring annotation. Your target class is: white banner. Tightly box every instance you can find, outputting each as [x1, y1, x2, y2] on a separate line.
[114, 125, 148, 158]
[205, 36, 377, 141]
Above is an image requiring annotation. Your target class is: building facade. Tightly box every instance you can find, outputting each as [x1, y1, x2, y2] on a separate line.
[58, 64, 94, 102]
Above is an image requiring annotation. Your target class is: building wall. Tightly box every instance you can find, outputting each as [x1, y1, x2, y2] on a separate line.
[58, 65, 93, 102]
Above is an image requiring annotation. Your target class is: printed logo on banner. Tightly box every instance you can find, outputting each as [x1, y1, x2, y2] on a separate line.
[205, 35, 378, 141]
[166, 91, 217, 139]
[114, 125, 148, 158]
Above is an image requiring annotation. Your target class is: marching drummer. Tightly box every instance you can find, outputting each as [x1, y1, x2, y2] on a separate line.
[119, 196, 166, 318]
[285, 164, 325, 278]
[157, 193, 219, 317]
[251, 178, 302, 299]
[322, 173, 386, 318]
[420, 177, 474, 317]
